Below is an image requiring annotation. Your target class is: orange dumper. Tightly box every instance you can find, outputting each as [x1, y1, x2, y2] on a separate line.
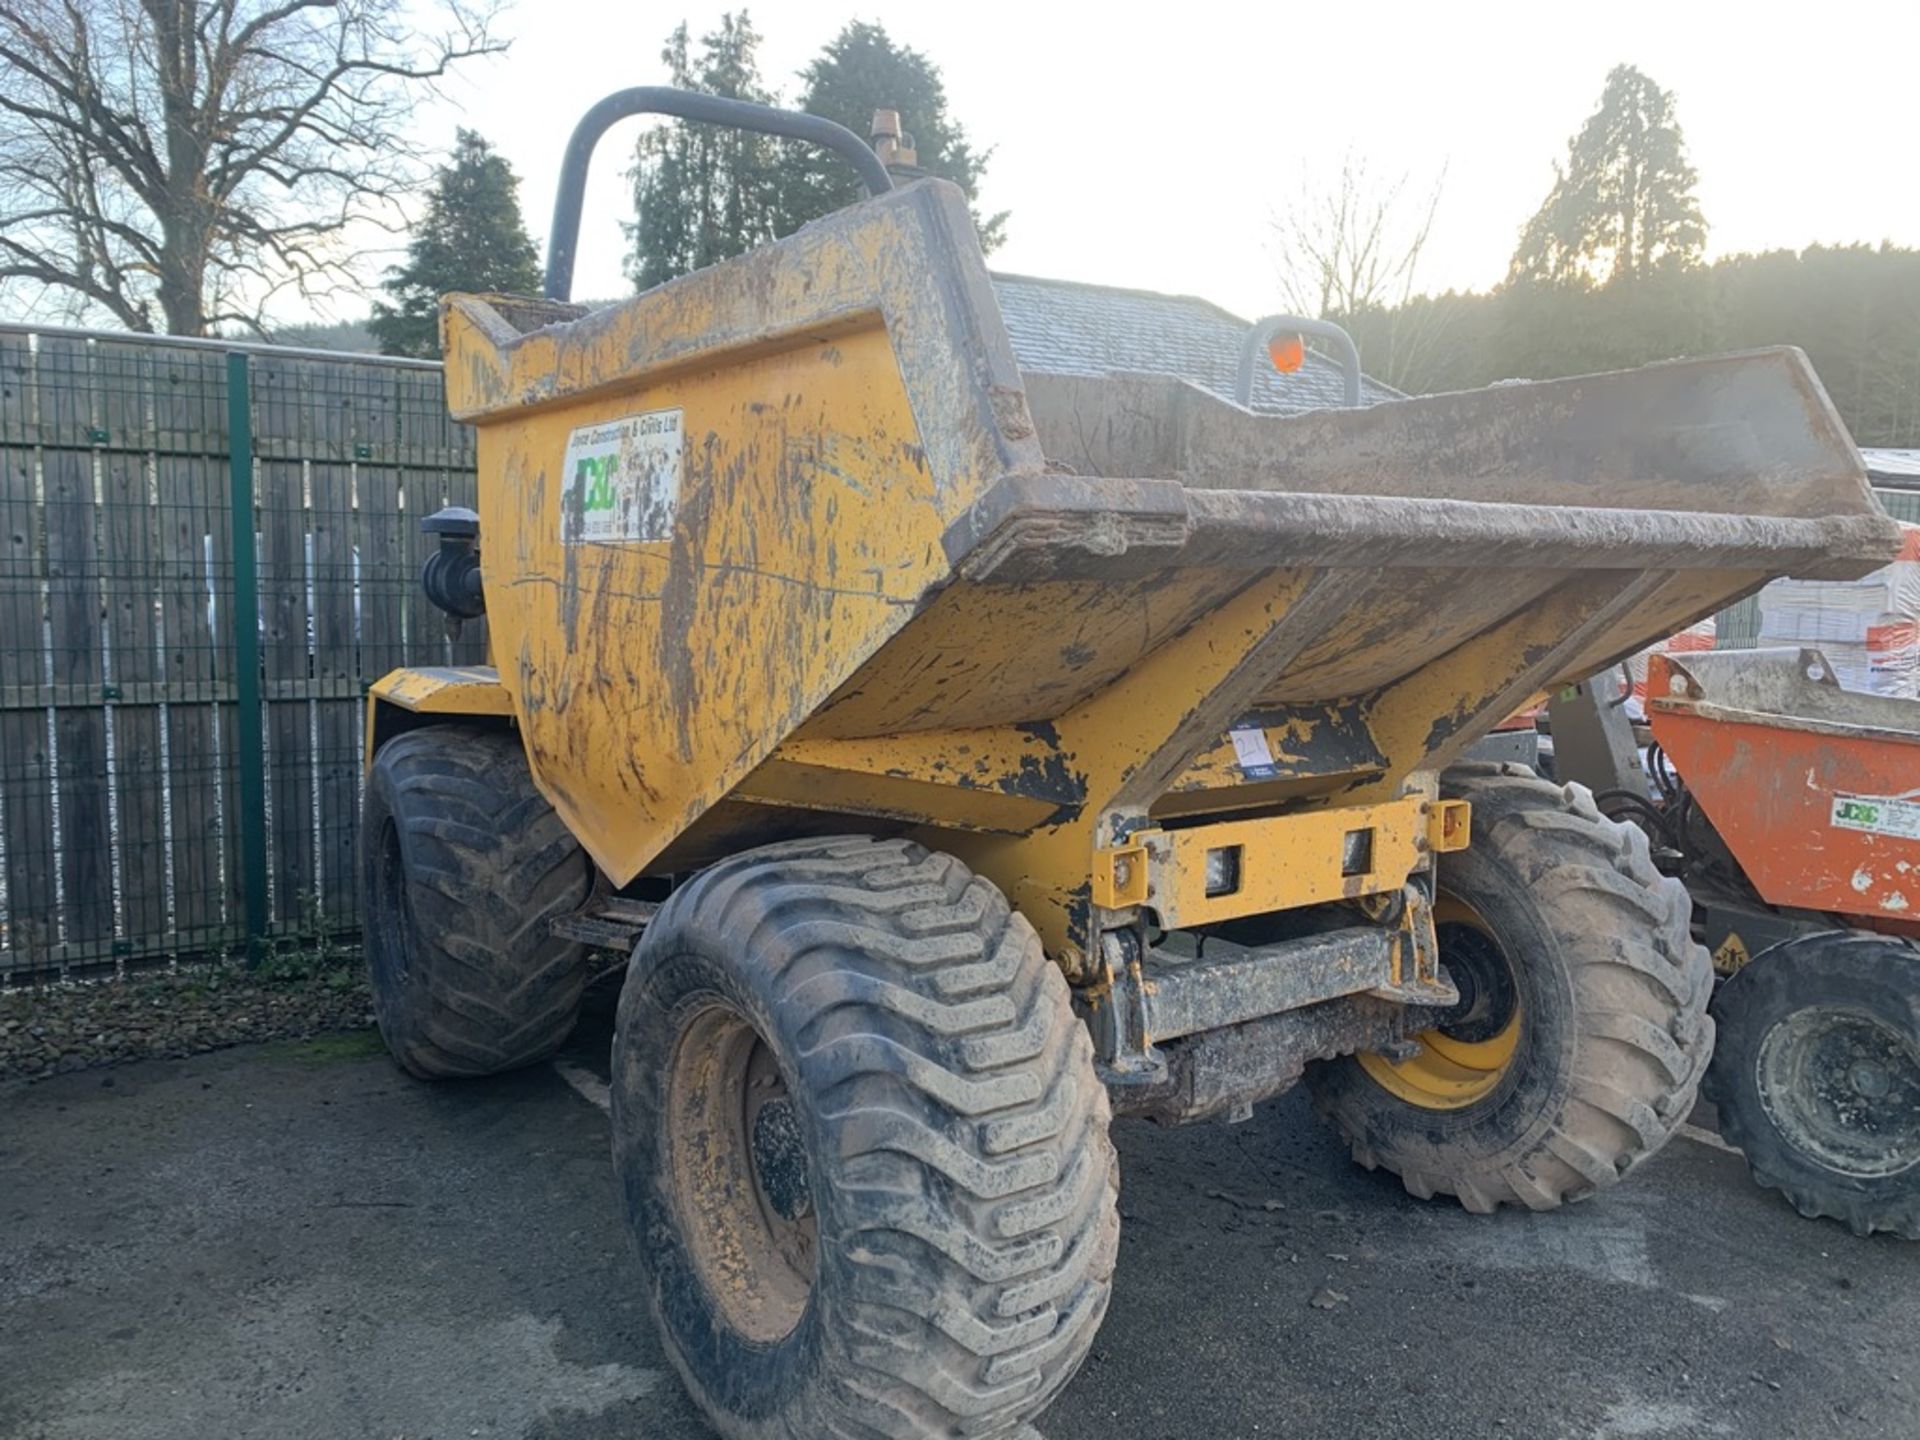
[1647, 647, 1920, 1236]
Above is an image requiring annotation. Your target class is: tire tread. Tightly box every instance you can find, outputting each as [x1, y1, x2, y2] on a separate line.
[1309, 767, 1714, 1213]
[1705, 931, 1920, 1239]
[618, 835, 1116, 1439]
[363, 727, 591, 1079]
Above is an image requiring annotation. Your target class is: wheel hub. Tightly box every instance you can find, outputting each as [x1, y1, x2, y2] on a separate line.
[1431, 922, 1519, 1044]
[1757, 1006, 1920, 1180]
[1357, 898, 1523, 1111]
[664, 1003, 818, 1343]
[1850, 1061, 1891, 1100]
[748, 1084, 813, 1223]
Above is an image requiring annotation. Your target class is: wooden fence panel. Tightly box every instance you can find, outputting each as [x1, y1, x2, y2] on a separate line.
[96, 339, 167, 956]
[253, 354, 316, 930]
[0, 332, 55, 967]
[310, 368, 361, 930]
[0, 328, 473, 980]
[395, 369, 452, 669]
[152, 347, 236, 952]
[391, 368, 491, 663]
[353, 367, 403, 697]
[38, 338, 115, 959]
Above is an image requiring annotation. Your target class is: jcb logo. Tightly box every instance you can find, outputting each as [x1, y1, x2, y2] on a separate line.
[1837, 800, 1881, 825]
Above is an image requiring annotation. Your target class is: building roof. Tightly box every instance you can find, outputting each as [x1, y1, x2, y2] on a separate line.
[1864, 448, 1920, 489]
[988, 272, 1399, 414]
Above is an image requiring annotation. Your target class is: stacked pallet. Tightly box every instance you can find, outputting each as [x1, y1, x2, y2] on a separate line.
[1627, 617, 1717, 711]
[1759, 523, 1920, 697]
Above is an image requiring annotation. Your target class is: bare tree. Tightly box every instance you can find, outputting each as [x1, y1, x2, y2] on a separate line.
[0, 0, 503, 335]
[1272, 154, 1443, 317]
[1269, 154, 1449, 392]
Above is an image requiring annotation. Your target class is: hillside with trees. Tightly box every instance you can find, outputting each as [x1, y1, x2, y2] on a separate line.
[1299, 65, 1920, 448]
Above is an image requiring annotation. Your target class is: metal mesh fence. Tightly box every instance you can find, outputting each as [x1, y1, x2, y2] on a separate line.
[1, 325, 480, 981]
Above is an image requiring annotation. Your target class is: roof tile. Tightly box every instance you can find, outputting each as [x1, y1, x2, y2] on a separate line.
[989, 272, 1397, 413]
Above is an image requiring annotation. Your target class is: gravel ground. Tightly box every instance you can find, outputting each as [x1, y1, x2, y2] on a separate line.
[0, 959, 373, 1081]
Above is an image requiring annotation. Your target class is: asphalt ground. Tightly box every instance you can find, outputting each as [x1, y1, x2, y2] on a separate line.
[5, 995, 1917, 1440]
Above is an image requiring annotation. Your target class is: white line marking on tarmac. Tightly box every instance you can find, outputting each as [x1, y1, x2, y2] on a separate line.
[1676, 1122, 1741, 1157]
[552, 1059, 611, 1114]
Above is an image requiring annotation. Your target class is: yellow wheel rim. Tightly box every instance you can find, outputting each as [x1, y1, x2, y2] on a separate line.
[1357, 896, 1521, 1111]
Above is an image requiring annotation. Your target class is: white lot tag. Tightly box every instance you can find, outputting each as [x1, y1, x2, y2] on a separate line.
[1230, 726, 1278, 779]
[561, 408, 684, 543]
[1831, 793, 1920, 841]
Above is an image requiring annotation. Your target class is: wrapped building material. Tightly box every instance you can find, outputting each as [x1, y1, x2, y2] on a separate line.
[1760, 524, 1920, 698]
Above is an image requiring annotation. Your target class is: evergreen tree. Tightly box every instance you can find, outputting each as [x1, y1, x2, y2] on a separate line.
[625, 13, 784, 289]
[1509, 65, 1706, 287]
[781, 21, 1006, 250]
[370, 130, 541, 358]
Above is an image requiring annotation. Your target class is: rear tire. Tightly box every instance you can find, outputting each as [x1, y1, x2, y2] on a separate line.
[612, 835, 1118, 1440]
[361, 726, 593, 1078]
[1307, 763, 1714, 1213]
[1705, 931, 1920, 1238]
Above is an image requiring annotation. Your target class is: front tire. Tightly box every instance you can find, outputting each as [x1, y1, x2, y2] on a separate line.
[1705, 931, 1920, 1238]
[612, 835, 1118, 1440]
[361, 726, 593, 1078]
[1307, 764, 1714, 1212]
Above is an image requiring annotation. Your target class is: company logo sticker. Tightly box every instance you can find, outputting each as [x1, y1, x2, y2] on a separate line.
[561, 409, 684, 543]
[1830, 792, 1920, 841]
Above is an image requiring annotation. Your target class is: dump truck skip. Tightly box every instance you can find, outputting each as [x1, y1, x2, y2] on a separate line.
[359, 89, 1905, 1440]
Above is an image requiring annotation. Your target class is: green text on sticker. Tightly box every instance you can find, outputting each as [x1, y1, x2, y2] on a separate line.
[577, 454, 617, 513]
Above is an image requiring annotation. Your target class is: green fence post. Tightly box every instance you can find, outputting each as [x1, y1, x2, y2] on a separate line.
[227, 351, 270, 961]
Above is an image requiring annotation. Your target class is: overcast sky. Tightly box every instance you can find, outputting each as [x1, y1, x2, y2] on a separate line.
[406, 0, 1917, 321]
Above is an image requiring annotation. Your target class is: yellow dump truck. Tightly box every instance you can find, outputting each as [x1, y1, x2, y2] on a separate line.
[361, 90, 1904, 1440]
